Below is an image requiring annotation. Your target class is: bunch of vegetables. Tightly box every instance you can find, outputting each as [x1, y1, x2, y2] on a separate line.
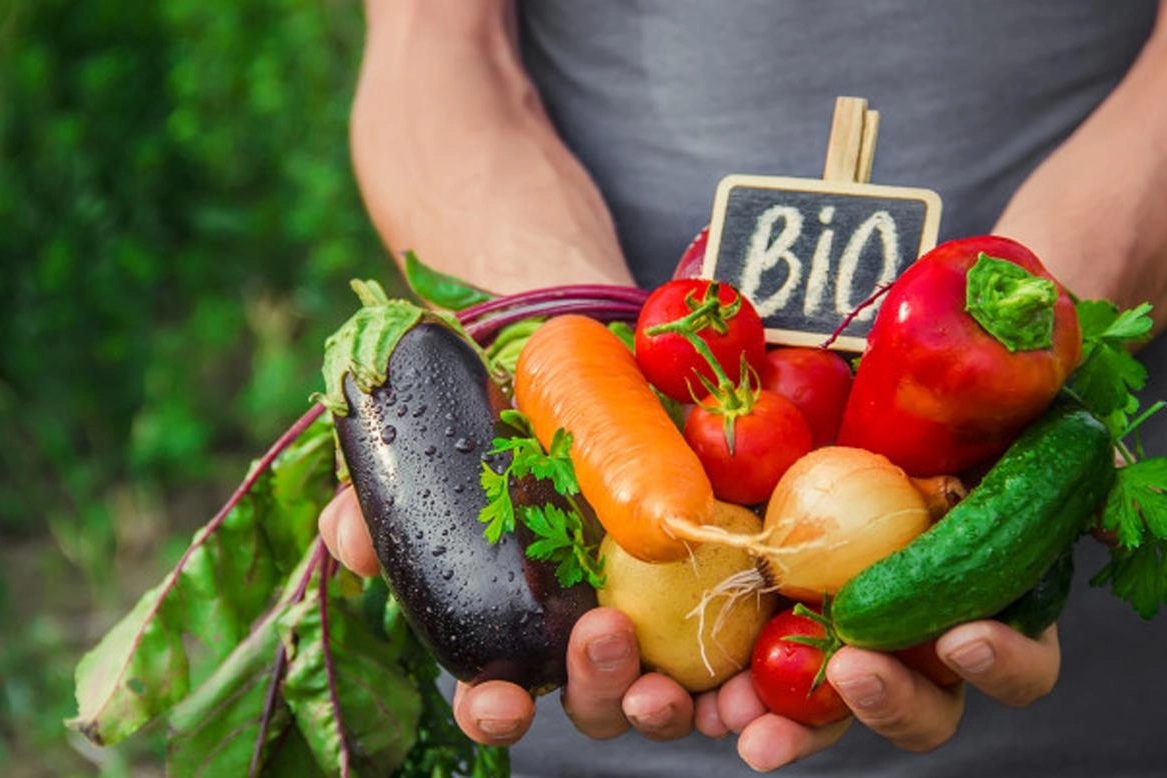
[70, 233, 1167, 773]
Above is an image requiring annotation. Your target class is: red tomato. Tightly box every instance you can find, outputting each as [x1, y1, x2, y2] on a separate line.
[684, 390, 812, 505]
[751, 606, 850, 727]
[894, 638, 962, 688]
[761, 347, 854, 448]
[672, 225, 710, 279]
[634, 279, 766, 403]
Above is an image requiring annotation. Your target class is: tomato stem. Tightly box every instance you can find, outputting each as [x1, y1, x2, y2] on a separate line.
[786, 598, 844, 693]
[644, 283, 759, 453]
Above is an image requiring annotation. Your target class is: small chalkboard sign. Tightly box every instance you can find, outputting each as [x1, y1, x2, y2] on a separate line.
[701, 98, 942, 352]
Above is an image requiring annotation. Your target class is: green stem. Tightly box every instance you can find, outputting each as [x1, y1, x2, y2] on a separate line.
[787, 598, 844, 693]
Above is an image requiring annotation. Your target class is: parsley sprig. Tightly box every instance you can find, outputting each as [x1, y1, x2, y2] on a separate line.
[479, 410, 605, 589]
[1066, 299, 1167, 618]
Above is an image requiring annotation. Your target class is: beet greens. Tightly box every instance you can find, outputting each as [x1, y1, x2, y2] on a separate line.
[69, 256, 648, 777]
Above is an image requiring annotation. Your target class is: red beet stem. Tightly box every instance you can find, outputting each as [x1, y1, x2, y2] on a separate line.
[463, 299, 643, 343]
[457, 284, 649, 325]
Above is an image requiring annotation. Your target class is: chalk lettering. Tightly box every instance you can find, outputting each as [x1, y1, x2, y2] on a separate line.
[804, 205, 836, 317]
[834, 211, 898, 320]
[741, 205, 803, 318]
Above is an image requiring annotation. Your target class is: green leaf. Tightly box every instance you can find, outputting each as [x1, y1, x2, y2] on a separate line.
[68, 420, 336, 746]
[478, 464, 514, 543]
[280, 590, 421, 777]
[66, 577, 191, 746]
[402, 250, 494, 311]
[262, 725, 330, 778]
[1078, 299, 1154, 343]
[1091, 542, 1167, 619]
[265, 419, 337, 573]
[477, 424, 603, 588]
[1102, 459, 1167, 547]
[1072, 344, 1148, 420]
[167, 596, 292, 776]
[486, 318, 543, 376]
[528, 433, 578, 495]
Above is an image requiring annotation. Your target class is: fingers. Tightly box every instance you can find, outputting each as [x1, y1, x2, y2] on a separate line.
[561, 608, 695, 741]
[737, 714, 851, 772]
[318, 486, 381, 577]
[827, 646, 964, 753]
[622, 673, 695, 741]
[560, 608, 643, 739]
[936, 621, 1061, 707]
[694, 689, 729, 738]
[452, 680, 536, 746]
[714, 670, 768, 734]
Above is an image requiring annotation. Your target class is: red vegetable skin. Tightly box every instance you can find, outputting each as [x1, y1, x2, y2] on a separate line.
[634, 278, 766, 403]
[761, 347, 854, 448]
[837, 236, 1081, 477]
[684, 389, 813, 505]
[672, 225, 710, 279]
[751, 606, 850, 727]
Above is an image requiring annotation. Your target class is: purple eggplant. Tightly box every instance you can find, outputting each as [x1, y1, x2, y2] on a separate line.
[324, 294, 594, 694]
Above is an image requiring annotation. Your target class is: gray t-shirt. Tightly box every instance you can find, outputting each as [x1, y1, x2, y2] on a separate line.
[506, 2, 1167, 775]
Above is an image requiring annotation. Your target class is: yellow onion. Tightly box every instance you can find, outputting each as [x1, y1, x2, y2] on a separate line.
[761, 446, 931, 602]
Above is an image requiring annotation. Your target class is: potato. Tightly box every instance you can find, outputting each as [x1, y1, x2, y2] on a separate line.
[596, 501, 780, 692]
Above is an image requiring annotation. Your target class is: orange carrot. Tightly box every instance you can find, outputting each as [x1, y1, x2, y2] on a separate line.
[514, 314, 716, 563]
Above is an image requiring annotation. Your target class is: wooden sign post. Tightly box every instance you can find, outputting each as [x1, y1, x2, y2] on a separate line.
[701, 97, 942, 352]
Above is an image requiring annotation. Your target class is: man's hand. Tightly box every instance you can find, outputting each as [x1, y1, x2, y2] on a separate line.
[318, 486, 1063, 770]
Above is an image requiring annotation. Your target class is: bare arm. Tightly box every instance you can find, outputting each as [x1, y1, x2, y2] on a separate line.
[351, 0, 634, 294]
[993, 0, 1167, 336]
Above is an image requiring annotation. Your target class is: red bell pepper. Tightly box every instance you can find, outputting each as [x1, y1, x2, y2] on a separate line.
[836, 236, 1082, 477]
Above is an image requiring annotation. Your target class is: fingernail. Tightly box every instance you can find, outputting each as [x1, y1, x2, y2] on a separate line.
[947, 639, 995, 674]
[587, 634, 632, 671]
[628, 703, 674, 733]
[835, 674, 886, 710]
[476, 718, 521, 739]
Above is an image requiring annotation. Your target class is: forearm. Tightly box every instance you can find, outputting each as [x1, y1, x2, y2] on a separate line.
[351, 0, 633, 294]
[993, 2, 1167, 336]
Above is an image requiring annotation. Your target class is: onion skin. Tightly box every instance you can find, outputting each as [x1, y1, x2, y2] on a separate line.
[761, 446, 932, 603]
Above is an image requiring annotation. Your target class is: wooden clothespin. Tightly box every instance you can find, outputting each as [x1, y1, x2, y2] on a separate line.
[822, 96, 880, 184]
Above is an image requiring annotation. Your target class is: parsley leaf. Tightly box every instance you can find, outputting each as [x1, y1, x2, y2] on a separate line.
[1072, 299, 1167, 617]
[478, 463, 514, 544]
[476, 411, 605, 589]
[1090, 541, 1167, 620]
[1069, 300, 1153, 427]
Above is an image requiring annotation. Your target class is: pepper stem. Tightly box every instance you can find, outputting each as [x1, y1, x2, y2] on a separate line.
[965, 253, 1058, 352]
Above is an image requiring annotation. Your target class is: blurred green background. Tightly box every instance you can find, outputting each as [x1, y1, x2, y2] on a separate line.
[0, 1, 403, 774]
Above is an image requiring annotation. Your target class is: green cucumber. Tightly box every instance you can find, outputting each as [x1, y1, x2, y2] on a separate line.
[831, 403, 1114, 651]
[993, 545, 1074, 638]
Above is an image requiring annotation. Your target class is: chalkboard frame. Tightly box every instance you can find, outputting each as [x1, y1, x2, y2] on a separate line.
[701, 173, 943, 353]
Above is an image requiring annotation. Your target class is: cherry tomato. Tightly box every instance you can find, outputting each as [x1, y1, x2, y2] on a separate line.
[751, 606, 850, 727]
[760, 347, 854, 448]
[684, 390, 812, 505]
[634, 278, 766, 403]
[672, 225, 710, 279]
[894, 638, 962, 688]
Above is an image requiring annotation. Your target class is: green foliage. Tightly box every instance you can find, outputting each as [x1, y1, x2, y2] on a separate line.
[0, 0, 405, 772]
[0, 0, 397, 537]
